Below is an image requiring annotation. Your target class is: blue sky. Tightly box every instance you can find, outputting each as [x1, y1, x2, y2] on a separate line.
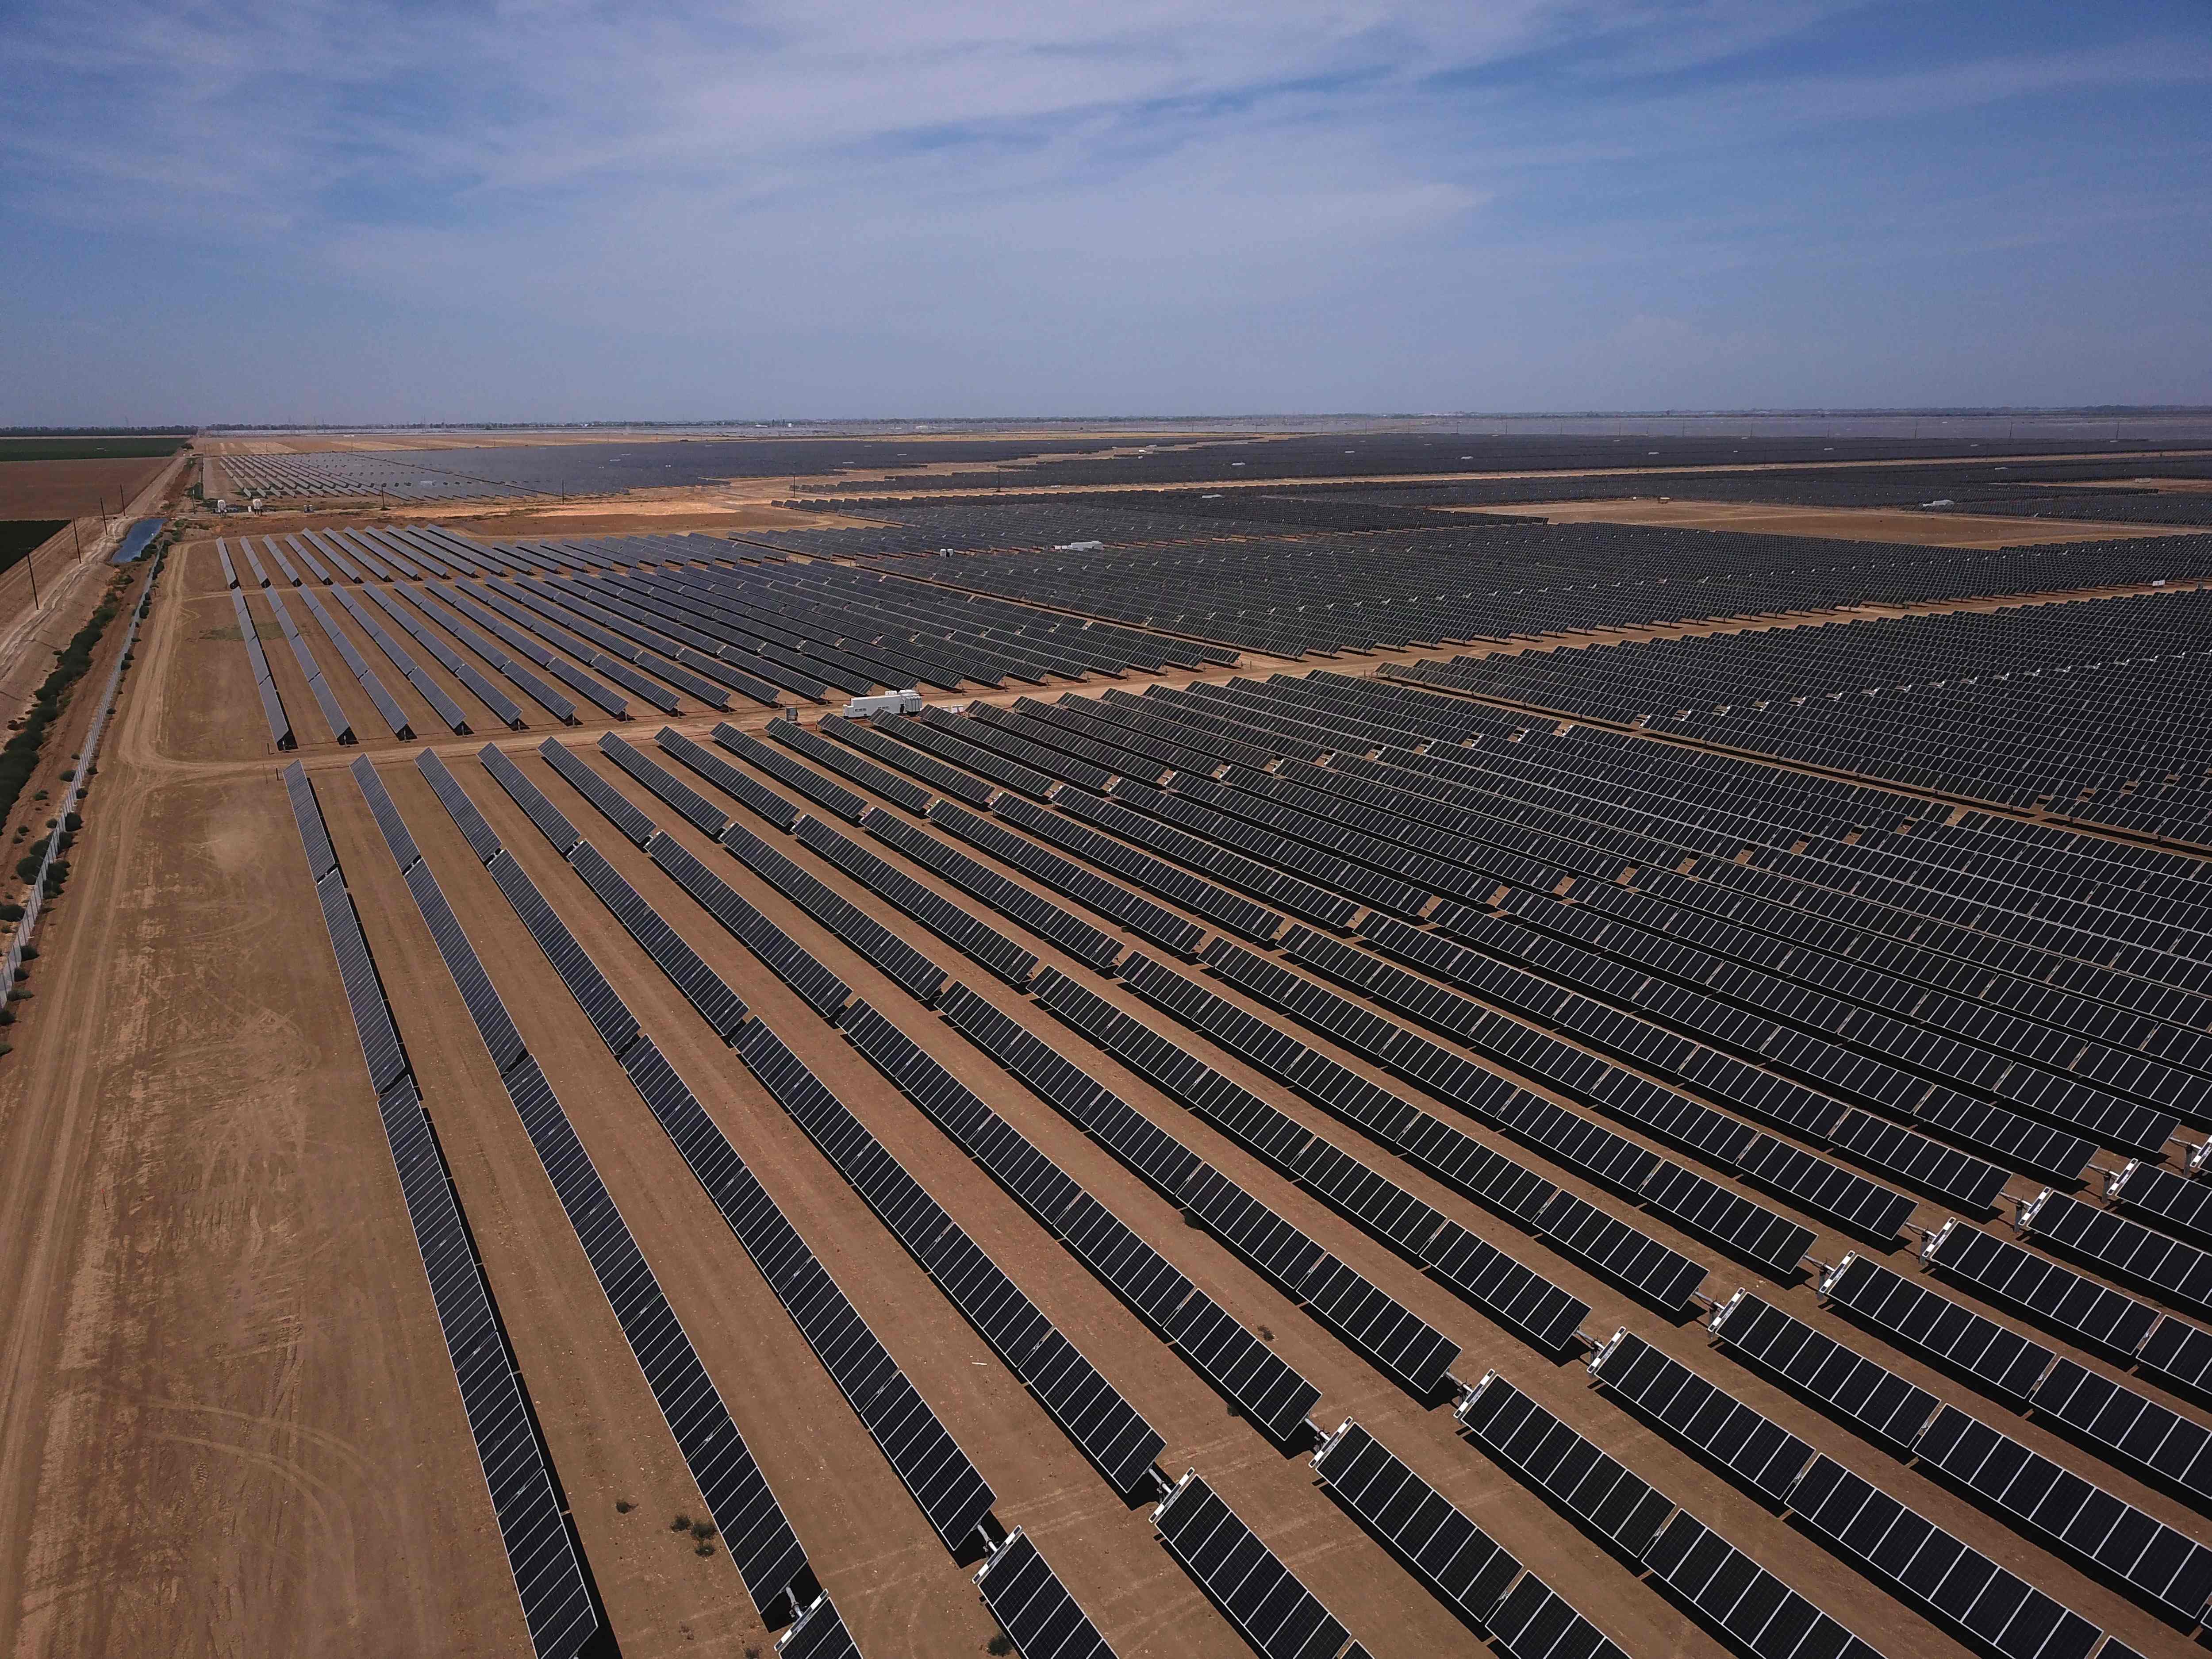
[4, 0, 2208, 423]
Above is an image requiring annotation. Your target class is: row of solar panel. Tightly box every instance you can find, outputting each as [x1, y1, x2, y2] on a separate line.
[280, 761, 599, 1658]
[1697, 1291, 2212, 1625]
[347, 759, 818, 1621]
[1446, 891, 2100, 1183]
[747, 1005, 1164, 1497]
[509, 717, 2203, 1659]
[1111, 674, 2212, 1140]
[261, 588, 357, 744]
[1573, 1340, 2109, 1659]
[232, 586, 296, 750]
[843, 992, 1321, 1440]
[476, 740, 1184, 1549]
[433, 753, 1021, 1564]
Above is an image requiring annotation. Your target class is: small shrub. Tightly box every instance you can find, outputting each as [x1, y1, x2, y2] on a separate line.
[17, 945, 34, 959]
[614, 1498, 633, 1514]
[1257, 1324, 1273, 1342]
[693, 1540, 715, 1557]
[44, 819, 56, 830]
[690, 1520, 715, 1541]
[0, 1010, 15, 1027]
[988, 1638, 1014, 1656]
[14, 857, 38, 881]
[0, 1042, 12, 1057]
[670, 1513, 691, 1532]
[31, 792, 44, 802]
[0, 905, 19, 923]
[63, 814, 79, 832]
[58, 770, 73, 782]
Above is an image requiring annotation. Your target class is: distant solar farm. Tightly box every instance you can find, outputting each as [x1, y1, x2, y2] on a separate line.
[64, 424, 2212, 1659]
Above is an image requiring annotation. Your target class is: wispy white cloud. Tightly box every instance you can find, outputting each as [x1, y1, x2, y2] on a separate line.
[1, 0, 2207, 418]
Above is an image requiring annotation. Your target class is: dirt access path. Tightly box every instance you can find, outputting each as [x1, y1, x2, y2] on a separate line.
[0, 517, 530, 1658]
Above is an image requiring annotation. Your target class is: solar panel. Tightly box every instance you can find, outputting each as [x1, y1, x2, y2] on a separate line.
[869, 811, 1122, 970]
[973, 1530, 1117, 1659]
[647, 833, 852, 1020]
[566, 841, 748, 1040]
[827, 1002, 1163, 1494]
[2030, 1358, 2212, 1509]
[1420, 1221, 1591, 1352]
[2139, 1317, 2212, 1398]
[1639, 1512, 1884, 1659]
[1921, 1220, 2161, 1358]
[1310, 1419, 1522, 1625]
[417, 752, 503, 864]
[1828, 1111, 2009, 1210]
[716, 723, 871, 822]
[478, 743, 582, 855]
[312, 870, 409, 1093]
[485, 850, 639, 1057]
[599, 732, 730, 837]
[771, 717, 936, 815]
[1456, 1372, 1676, 1559]
[1588, 1330, 1813, 1502]
[1709, 1292, 1939, 1448]
[818, 712, 995, 806]
[350, 755, 423, 871]
[1732, 1134, 1916, 1241]
[728, 1022, 999, 1548]
[1819, 1254, 2054, 1400]
[1786, 1456, 2101, 1659]
[1151, 1471, 1354, 1659]
[930, 801, 1208, 957]
[795, 814, 1038, 986]
[655, 725, 801, 831]
[2109, 1163, 2212, 1250]
[1915, 1405, 2212, 1624]
[539, 737, 656, 846]
[1486, 1571, 1632, 1659]
[2021, 1191, 2212, 1316]
[1537, 1190, 1708, 1312]
[284, 760, 338, 881]
[922, 987, 1324, 1439]
[723, 822, 948, 1006]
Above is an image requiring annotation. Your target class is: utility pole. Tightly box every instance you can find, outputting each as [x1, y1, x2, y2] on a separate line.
[71, 521, 83, 562]
[25, 548, 38, 610]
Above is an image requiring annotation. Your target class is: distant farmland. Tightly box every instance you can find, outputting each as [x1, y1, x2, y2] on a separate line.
[0, 433, 191, 464]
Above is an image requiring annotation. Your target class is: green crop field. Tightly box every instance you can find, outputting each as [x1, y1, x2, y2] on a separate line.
[0, 434, 191, 464]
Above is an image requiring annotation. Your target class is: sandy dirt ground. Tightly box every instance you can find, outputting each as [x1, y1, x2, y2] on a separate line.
[423, 498, 884, 538]
[0, 459, 175, 523]
[6, 506, 2212, 1657]
[0, 572, 532, 1659]
[1472, 496, 2187, 546]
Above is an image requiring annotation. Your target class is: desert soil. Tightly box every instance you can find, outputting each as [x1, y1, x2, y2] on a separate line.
[1473, 495, 2188, 547]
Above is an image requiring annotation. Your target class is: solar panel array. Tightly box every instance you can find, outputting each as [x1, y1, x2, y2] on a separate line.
[1405, 587, 2212, 846]
[231, 584, 295, 750]
[273, 503, 2212, 1659]
[349, 759, 816, 1620]
[281, 761, 599, 1658]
